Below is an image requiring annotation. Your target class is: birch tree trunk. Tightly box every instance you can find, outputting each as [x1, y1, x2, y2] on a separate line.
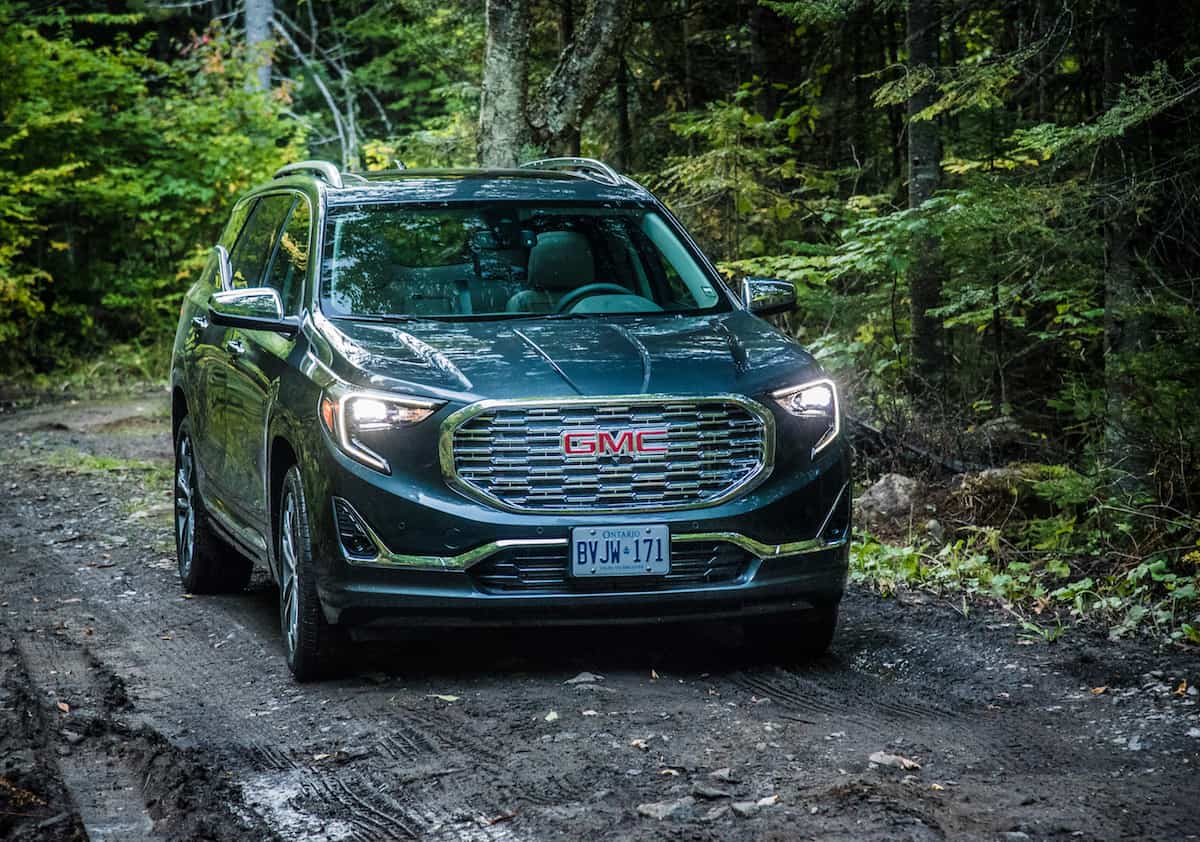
[245, 0, 273, 91]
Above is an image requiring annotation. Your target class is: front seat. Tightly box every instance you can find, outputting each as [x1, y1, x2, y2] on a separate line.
[506, 231, 594, 313]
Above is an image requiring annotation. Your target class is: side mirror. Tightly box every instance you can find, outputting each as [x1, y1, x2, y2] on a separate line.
[743, 277, 796, 316]
[209, 288, 299, 336]
[214, 245, 233, 291]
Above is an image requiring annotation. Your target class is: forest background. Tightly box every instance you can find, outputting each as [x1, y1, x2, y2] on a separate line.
[2, 0, 1198, 644]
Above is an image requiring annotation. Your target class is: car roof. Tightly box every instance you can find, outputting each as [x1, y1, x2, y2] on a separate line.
[252, 160, 657, 207]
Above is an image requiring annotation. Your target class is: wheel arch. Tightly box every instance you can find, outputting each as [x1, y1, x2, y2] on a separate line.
[171, 385, 188, 443]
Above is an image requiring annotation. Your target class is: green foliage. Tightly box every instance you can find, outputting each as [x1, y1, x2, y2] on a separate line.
[0, 5, 305, 375]
[852, 462, 1200, 644]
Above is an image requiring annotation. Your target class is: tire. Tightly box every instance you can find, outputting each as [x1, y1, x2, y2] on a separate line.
[174, 418, 253, 594]
[276, 465, 331, 681]
[743, 602, 840, 662]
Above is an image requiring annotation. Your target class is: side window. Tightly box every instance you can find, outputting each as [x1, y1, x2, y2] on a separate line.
[263, 197, 310, 314]
[219, 200, 255, 251]
[227, 195, 294, 290]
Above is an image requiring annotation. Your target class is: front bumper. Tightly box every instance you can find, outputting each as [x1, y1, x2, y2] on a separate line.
[309, 433, 852, 627]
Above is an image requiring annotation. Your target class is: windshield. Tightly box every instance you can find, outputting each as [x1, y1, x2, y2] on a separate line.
[319, 203, 727, 320]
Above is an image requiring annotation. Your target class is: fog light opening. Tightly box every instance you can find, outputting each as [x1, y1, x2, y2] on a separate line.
[333, 498, 378, 558]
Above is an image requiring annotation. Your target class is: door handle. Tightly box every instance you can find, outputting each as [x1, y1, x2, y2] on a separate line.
[191, 314, 208, 330]
[225, 338, 245, 357]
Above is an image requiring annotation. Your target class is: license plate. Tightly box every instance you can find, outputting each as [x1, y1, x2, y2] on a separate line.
[570, 525, 670, 577]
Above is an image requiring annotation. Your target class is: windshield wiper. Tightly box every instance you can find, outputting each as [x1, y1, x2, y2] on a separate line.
[330, 313, 428, 324]
[505, 312, 598, 321]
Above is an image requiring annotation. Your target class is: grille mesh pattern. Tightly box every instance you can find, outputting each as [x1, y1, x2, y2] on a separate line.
[447, 399, 770, 513]
[471, 542, 751, 594]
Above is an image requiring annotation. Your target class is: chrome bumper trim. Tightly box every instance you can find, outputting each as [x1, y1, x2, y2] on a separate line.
[345, 483, 849, 571]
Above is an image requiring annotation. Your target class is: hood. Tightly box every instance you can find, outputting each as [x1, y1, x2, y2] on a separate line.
[311, 311, 820, 402]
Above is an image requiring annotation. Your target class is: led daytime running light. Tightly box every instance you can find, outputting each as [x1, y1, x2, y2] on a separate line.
[771, 377, 840, 456]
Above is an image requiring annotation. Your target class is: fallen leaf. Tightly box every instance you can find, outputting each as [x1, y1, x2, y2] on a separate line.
[756, 794, 780, 807]
[1091, 686, 1107, 695]
[1175, 680, 1188, 696]
[931, 783, 945, 791]
[868, 751, 921, 770]
[56, 701, 70, 713]
[487, 810, 519, 826]
[544, 710, 559, 722]
[427, 694, 459, 703]
[564, 671, 603, 684]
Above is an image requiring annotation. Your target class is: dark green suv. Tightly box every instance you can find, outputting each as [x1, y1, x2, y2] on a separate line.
[170, 158, 850, 680]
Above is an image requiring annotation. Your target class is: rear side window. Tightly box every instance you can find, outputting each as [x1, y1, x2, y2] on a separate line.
[264, 198, 311, 314]
[228, 194, 294, 290]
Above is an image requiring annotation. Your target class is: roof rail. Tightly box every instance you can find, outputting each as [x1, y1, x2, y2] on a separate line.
[273, 160, 343, 189]
[519, 157, 621, 186]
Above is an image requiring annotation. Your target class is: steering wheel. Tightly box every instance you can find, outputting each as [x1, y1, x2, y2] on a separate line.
[554, 283, 633, 313]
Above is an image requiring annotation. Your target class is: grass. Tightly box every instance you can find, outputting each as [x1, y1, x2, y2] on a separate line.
[43, 450, 173, 490]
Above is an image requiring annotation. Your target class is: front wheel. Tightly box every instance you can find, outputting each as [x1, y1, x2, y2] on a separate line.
[277, 466, 331, 681]
[174, 418, 252, 594]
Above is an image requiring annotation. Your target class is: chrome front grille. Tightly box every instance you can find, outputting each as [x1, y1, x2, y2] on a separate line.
[471, 542, 752, 594]
[441, 395, 774, 514]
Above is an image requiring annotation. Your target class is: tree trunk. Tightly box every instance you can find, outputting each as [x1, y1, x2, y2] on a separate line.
[245, 0, 273, 91]
[479, 0, 631, 166]
[557, 0, 582, 157]
[906, 0, 944, 391]
[615, 54, 633, 170]
[1102, 0, 1149, 486]
[884, 12, 903, 185]
[528, 0, 632, 153]
[478, 0, 531, 167]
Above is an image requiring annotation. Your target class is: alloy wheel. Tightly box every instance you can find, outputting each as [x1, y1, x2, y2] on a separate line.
[279, 490, 300, 657]
[175, 435, 196, 579]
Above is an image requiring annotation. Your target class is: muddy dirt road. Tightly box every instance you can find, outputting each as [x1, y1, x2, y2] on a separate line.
[1, 394, 1197, 841]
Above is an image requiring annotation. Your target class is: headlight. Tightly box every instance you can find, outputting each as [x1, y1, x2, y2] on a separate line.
[319, 386, 441, 473]
[772, 377, 840, 456]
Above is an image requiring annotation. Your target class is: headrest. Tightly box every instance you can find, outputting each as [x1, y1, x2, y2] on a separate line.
[527, 231, 594, 291]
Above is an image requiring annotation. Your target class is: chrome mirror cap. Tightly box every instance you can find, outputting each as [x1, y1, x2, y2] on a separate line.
[743, 277, 796, 316]
[211, 287, 285, 321]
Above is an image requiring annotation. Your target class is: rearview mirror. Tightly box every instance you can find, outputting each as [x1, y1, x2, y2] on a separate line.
[743, 277, 796, 316]
[209, 288, 299, 336]
[213, 245, 232, 291]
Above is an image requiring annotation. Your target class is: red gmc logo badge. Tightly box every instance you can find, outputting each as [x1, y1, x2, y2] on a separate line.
[561, 428, 669, 457]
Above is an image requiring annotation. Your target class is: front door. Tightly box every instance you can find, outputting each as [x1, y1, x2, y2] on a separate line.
[210, 193, 297, 547]
[222, 194, 313, 540]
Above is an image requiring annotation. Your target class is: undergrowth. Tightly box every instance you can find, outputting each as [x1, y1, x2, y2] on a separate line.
[0, 338, 170, 408]
[851, 464, 1200, 646]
